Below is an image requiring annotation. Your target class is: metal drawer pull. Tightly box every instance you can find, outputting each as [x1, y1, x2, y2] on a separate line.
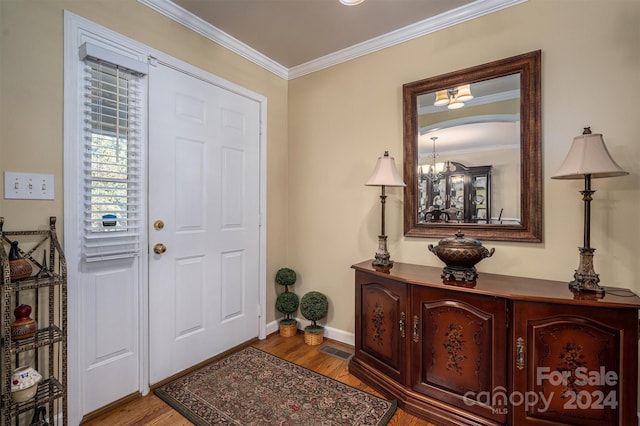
[412, 315, 419, 342]
[516, 337, 525, 370]
[399, 312, 406, 338]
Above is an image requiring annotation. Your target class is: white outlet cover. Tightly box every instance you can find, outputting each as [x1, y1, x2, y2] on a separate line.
[4, 171, 55, 200]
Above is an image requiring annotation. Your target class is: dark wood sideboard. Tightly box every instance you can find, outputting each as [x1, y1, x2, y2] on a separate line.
[350, 261, 640, 425]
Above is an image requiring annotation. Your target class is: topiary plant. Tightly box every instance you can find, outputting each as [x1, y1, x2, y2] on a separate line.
[275, 267, 297, 289]
[300, 291, 328, 334]
[276, 291, 299, 325]
[275, 267, 299, 328]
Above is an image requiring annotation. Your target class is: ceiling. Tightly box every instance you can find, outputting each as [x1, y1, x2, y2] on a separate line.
[171, 0, 475, 69]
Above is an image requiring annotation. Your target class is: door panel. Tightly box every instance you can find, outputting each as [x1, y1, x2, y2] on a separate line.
[221, 148, 245, 227]
[81, 260, 139, 414]
[354, 272, 409, 385]
[220, 251, 244, 321]
[148, 62, 260, 384]
[411, 287, 507, 424]
[175, 138, 206, 229]
[174, 255, 205, 337]
[512, 302, 633, 425]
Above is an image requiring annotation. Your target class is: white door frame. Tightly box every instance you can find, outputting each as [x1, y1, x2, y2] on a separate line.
[64, 12, 267, 425]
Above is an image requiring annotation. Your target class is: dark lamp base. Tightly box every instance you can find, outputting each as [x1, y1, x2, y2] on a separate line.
[568, 247, 605, 297]
[372, 234, 394, 270]
[569, 279, 605, 297]
[372, 256, 393, 269]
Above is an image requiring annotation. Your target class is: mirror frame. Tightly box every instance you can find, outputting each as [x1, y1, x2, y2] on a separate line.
[403, 50, 542, 242]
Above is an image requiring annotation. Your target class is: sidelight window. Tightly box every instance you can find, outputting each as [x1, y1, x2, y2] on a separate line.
[81, 44, 146, 261]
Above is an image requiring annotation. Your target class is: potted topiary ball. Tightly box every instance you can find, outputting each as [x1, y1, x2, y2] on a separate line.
[300, 291, 329, 345]
[275, 267, 299, 337]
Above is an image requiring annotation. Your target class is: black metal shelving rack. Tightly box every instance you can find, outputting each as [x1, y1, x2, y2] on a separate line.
[0, 217, 67, 425]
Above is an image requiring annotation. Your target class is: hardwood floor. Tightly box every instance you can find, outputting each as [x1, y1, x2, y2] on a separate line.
[82, 332, 433, 425]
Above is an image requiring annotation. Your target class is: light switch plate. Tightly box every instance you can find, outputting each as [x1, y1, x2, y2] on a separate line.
[4, 172, 55, 200]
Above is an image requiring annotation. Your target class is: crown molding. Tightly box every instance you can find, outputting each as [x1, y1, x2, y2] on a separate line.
[139, 0, 526, 81]
[289, 0, 527, 79]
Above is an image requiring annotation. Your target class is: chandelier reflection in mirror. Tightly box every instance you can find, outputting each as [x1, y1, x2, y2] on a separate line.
[419, 137, 446, 182]
[433, 84, 474, 109]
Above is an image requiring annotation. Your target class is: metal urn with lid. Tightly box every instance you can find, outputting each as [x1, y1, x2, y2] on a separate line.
[428, 231, 495, 284]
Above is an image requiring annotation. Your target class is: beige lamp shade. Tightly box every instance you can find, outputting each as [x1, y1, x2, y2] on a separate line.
[552, 130, 628, 179]
[456, 84, 474, 102]
[434, 90, 450, 107]
[366, 152, 406, 187]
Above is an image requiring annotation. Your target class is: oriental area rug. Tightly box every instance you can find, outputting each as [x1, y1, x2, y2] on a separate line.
[154, 346, 396, 425]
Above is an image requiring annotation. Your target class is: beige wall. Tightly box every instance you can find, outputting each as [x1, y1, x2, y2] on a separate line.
[288, 0, 640, 332]
[0, 0, 289, 323]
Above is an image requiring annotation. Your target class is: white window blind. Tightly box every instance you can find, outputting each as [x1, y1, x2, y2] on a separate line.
[82, 55, 144, 261]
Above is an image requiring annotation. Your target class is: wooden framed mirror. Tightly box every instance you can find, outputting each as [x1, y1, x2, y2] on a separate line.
[403, 50, 541, 242]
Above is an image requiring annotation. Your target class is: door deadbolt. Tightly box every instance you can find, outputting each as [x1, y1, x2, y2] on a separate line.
[153, 243, 167, 255]
[153, 220, 165, 230]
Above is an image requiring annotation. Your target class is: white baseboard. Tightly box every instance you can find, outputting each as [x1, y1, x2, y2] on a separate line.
[265, 318, 354, 347]
[321, 324, 355, 346]
[265, 319, 280, 336]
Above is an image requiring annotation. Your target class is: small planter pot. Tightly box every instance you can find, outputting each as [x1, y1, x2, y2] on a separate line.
[279, 322, 298, 337]
[304, 332, 323, 346]
[304, 328, 324, 346]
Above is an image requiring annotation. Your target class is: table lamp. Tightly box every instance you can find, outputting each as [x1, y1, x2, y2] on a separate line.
[366, 151, 406, 269]
[551, 127, 628, 296]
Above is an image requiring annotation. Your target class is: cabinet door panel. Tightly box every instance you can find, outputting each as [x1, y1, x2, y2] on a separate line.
[513, 302, 637, 426]
[355, 272, 408, 384]
[412, 287, 507, 423]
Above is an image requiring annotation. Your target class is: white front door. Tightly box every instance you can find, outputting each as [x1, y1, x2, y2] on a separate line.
[148, 61, 261, 384]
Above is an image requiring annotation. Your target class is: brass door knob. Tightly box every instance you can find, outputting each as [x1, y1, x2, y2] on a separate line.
[153, 243, 167, 255]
